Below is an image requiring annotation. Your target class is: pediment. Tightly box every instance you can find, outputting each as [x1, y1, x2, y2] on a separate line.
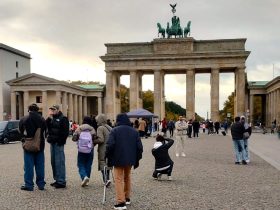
[7, 73, 59, 85]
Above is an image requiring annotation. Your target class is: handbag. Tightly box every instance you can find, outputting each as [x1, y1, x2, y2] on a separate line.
[22, 128, 41, 152]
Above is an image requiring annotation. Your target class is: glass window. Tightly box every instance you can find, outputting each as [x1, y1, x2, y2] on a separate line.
[36, 96, 42, 103]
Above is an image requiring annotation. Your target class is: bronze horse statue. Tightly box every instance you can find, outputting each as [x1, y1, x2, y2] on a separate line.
[184, 21, 191, 37]
[157, 23, 165, 38]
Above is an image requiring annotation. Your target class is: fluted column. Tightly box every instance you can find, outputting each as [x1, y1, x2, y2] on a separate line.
[98, 96, 102, 114]
[10, 91, 16, 120]
[235, 66, 246, 116]
[62, 92, 67, 115]
[78, 95, 83, 124]
[73, 94, 78, 123]
[277, 89, 280, 124]
[161, 72, 165, 119]
[130, 70, 138, 111]
[105, 71, 114, 120]
[210, 68, 219, 122]
[55, 91, 62, 107]
[154, 69, 162, 119]
[249, 94, 254, 124]
[68, 93, 73, 121]
[83, 96, 87, 117]
[186, 68, 195, 120]
[18, 92, 24, 118]
[42, 91, 48, 118]
[23, 91, 29, 116]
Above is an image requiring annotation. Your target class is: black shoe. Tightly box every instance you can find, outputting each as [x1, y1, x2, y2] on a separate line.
[125, 198, 131, 205]
[242, 160, 248, 165]
[38, 186, 45, 190]
[50, 182, 57, 187]
[21, 185, 33, 191]
[53, 183, 66, 189]
[235, 162, 241, 165]
[114, 202, 126, 210]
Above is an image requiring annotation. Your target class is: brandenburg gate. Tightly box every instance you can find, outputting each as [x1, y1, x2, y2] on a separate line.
[101, 38, 250, 121]
[101, 4, 250, 121]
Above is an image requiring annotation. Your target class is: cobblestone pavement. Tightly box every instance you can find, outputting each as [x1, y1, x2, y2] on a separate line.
[0, 133, 280, 210]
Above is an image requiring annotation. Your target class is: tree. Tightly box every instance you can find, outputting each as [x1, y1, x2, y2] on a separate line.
[219, 92, 234, 122]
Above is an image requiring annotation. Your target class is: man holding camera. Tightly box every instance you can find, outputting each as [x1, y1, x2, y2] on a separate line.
[46, 105, 69, 188]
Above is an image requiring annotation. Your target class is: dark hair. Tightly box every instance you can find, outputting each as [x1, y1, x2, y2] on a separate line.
[156, 134, 165, 142]
[83, 116, 92, 125]
[28, 103, 39, 112]
[234, 117, 240, 122]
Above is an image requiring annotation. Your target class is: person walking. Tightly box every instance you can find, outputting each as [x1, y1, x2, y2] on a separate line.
[161, 118, 167, 137]
[231, 116, 247, 165]
[167, 119, 175, 138]
[241, 116, 252, 163]
[175, 116, 188, 157]
[72, 116, 96, 187]
[152, 135, 174, 181]
[94, 114, 112, 186]
[138, 118, 146, 138]
[187, 119, 193, 138]
[214, 121, 220, 134]
[192, 119, 200, 138]
[106, 113, 143, 210]
[46, 105, 69, 188]
[19, 104, 46, 191]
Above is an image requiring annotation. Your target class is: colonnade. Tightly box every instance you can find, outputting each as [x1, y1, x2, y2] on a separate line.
[10, 90, 103, 124]
[265, 88, 280, 126]
[105, 66, 246, 121]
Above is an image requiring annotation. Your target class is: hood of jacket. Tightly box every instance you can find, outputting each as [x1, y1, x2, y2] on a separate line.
[78, 124, 94, 131]
[96, 114, 107, 126]
[116, 113, 131, 126]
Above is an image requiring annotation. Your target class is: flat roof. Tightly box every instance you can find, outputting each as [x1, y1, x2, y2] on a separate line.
[248, 81, 269, 87]
[77, 84, 104, 90]
[0, 43, 31, 59]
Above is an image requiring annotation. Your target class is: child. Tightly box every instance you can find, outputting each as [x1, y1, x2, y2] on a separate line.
[72, 117, 96, 187]
[152, 135, 174, 181]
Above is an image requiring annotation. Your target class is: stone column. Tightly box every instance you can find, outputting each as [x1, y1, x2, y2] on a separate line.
[10, 91, 16, 120]
[235, 66, 246, 116]
[249, 94, 254, 124]
[277, 89, 280, 125]
[186, 69, 195, 120]
[56, 91, 62, 107]
[23, 91, 29, 116]
[267, 93, 271, 126]
[83, 96, 87, 117]
[42, 91, 48, 118]
[130, 70, 139, 111]
[73, 94, 78, 123]
[62, 92, 67, 115]
[98, 96, 102, 114]
[18, 92, 24, 118]
[68, 93, 74, 121]
[210, 68, 219, 122]
[78, 95, 83, 124]
[272, 91, 275, 122]
[138, 73, 143, 109]
[105, 71, 114, 120]
[161, 72, 165, 119]
[154, 69, 162, 119]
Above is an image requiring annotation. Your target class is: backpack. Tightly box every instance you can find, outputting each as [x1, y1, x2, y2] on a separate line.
[78, 130, 92, 153]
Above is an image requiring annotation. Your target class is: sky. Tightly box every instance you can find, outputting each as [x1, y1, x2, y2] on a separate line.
[1, 0, 280, 118]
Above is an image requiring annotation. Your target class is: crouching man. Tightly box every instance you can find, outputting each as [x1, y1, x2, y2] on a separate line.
[152, 135, 174, 181]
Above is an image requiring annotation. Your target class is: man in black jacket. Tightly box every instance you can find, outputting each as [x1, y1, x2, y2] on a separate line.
[106, 113, 143, 210]
[152, 135, 174, 181]
[19, 104, 46, 191]
[231, 116, 246, 165]
[46, 105, 69, 188]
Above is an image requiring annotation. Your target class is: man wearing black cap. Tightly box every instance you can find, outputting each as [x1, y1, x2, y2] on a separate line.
[19, 103, 46, 191]
[46, 104, 69, 188]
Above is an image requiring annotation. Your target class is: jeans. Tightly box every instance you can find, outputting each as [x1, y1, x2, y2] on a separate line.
[24, 150, 45, 189]
[233, 140, 246, 162]
[77, 151, 93, 180]
[114, 166, 132, 204]
[243, 139, 250, 160]
[50, 144, 66, 185]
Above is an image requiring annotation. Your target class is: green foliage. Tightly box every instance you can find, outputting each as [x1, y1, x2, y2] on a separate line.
[219, 92, 234, 122]
[253, 96, 263, 123]
[120, 85, 129, 113]
[142, 90, 154, 112]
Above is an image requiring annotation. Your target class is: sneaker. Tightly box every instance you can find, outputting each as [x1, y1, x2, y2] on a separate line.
[246, 159, 250, 163]
[125, 198, 131, 205]
[242, 160, 248, 165]
[235, 161, 241, 165]
[157, 173, 162, 180]
[114, 203, 127, 210]
[181, 152, 186, 157]
[105, 179, 111, 187]
[167, 176, 173, 181]
[81, 176, 90, 187]
[175, 153, 179, 157]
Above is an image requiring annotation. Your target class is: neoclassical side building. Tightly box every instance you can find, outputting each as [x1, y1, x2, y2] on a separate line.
[7, 73, 104, 124]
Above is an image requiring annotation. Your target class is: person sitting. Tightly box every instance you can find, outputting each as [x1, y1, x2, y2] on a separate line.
[152, 135, 174, 181]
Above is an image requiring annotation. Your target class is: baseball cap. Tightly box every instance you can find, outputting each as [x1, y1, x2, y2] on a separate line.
[49, 104, 59, 110]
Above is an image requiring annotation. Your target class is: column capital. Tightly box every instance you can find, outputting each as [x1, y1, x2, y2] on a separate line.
[211, 66, 220, 71]
[236, 65, 246, 71]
